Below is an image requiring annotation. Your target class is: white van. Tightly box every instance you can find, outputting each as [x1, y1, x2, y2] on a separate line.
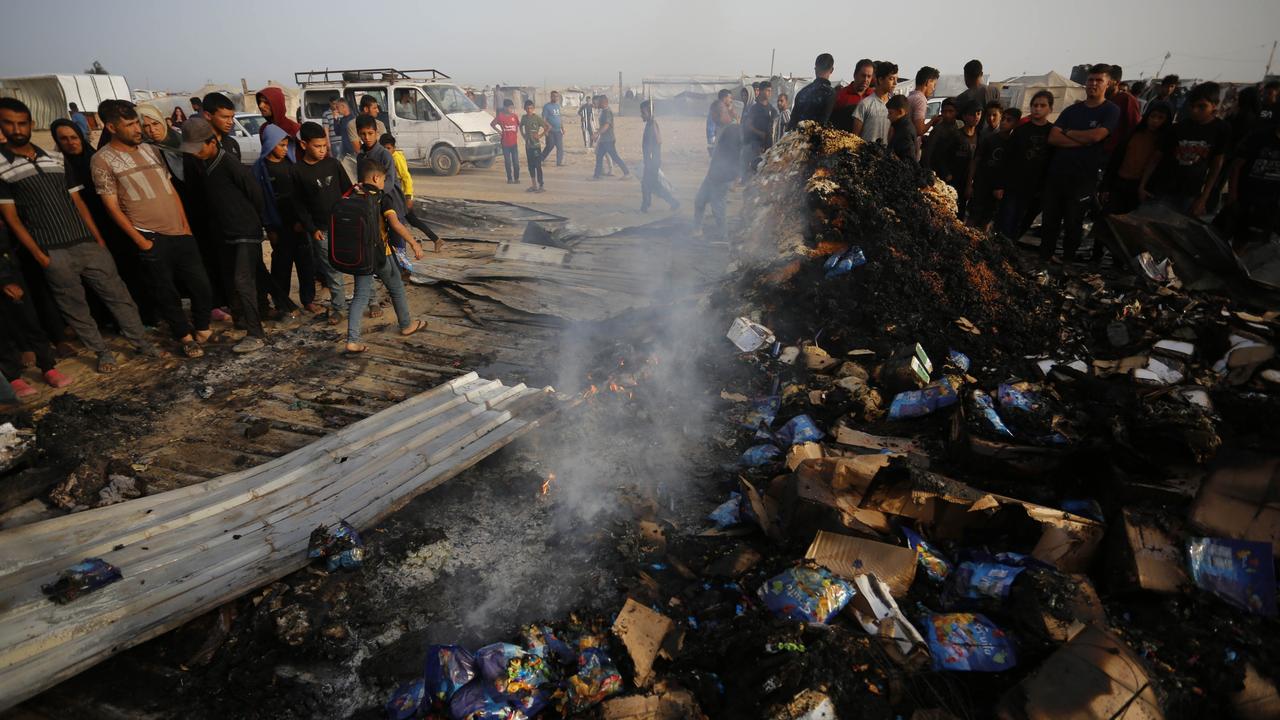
[296, 68, 499, 176]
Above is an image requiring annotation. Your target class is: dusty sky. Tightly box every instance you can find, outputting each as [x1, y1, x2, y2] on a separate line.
[2, 0, 1277, 92]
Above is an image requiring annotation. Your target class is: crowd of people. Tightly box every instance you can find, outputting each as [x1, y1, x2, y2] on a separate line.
[2, 57, 1278, 404]
[0, 86, 446, 403]
[779, 54, 1280, 263]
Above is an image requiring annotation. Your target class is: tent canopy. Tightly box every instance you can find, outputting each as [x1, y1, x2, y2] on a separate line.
[0, 74, 131, 128]
[998, 70, 1085, 120]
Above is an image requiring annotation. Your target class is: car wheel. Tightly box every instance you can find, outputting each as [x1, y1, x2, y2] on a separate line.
[430, 147, 462, 176]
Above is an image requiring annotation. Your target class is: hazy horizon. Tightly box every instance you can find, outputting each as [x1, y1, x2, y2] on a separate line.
[2, 0, 1277, 94]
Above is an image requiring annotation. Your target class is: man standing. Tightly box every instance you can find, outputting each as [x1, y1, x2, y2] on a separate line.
[1257, 81, 1280, 127]
[851, 61, 897, 145]
[0, 97, 159, 373]
[201, 92, 242, 161]
[695, 122, 741, 239]
[707, 89, 737, 154]
[1041, 65, 1121, 263]
[540, 91, 565, 167]
[908, 66, 941, 158]
[955, 59, 1002, 124]
[790, 54, 837, 129]
[521, 100, 548, 193]
[774, 93, 791, 142]
[189, 96, 203, 118]
[579, 98, 595, 148]
[92, 102, 212, 359]
[834, 59, 875, 113]
[1105, 65, 1141, 153]
[323, 98, 347, 157]
[639, 100, 679, 213]
[741, 82, 777, 181]
[345, 95, 388, 160]
[591, 96, 629, 180]
[69, 103, 89, 137]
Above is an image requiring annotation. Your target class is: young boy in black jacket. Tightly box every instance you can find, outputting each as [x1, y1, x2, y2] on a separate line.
[180, 117, 271, 353]
[291, 122, 352, 324]
[0, 221, 74, 399]
[968, 107, 1019, 230]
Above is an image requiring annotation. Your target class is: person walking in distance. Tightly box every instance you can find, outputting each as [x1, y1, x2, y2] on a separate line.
[639, 100, 679, 213]
[540, 91, 566, 167]
[592, 96, 628, 180]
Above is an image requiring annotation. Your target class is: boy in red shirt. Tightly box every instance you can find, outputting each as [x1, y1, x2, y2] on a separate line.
[490, 100, 521, 184]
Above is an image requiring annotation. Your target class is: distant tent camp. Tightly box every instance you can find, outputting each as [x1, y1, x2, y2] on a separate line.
[999, 71, 1085, 121]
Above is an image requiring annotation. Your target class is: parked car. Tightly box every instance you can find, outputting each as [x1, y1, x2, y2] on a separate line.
[232, 112, 266, 164]
[295, 68, 499, 176]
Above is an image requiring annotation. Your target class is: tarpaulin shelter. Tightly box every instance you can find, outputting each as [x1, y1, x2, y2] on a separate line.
[640, 75, 811, 116]
[0, 74, 131, 128]
[999, 71, 1084, 121]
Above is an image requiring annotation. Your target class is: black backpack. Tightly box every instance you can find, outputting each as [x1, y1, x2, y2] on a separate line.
[329, 187, 383, 276]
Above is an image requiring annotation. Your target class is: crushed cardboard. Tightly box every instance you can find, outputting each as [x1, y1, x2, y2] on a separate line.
[612, 598, 676, 688]
[804, 531, 917, 597]
[1189, 452, 1280, 554]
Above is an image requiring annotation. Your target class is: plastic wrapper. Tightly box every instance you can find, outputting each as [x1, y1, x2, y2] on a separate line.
[1060, 499, 1104, 523]
[475, 642, 552, 717]
[519, 625, 577, 665]
[707, 492, 743, 528]
[386, 678, 426, 720]
[946, 349, 971, 373]
[564, 647, 623, 713]
[888, 377, 958, 419]
[776, 414, 824, 446]
[757, 567, 856, 624]
[1187, 538, 1277, 617]
[996, 383, 1071, 445]
[423, 644, 477, 706]
[823, 245, 867, 278]
[307, 521, 366, 571]
[41, 558, 122, 604]
[739, 444, 781, 467]
[740, 396, 780, 432]
[917, 611, 1017, 672]
[951, 561, 1026, 600]
[449, 680, 527, 720]
[969, 391, 1014, 439]
[902, 526, 953, 583]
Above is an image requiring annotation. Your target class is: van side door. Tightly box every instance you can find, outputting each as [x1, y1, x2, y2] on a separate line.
[390, 86, 442, 165]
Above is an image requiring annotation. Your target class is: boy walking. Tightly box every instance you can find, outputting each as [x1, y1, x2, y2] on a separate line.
[344, 159, 426, 354]
[639, 100, 679, 213]
[380, 133, 442, 251]
[521, 100, 549, 193]
[291, 122, 352, 324]
[592, 96, 629, 179]
[491, 101, 520, 184]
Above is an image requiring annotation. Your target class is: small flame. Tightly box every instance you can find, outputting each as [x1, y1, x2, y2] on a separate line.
[541, 472, 555, 496]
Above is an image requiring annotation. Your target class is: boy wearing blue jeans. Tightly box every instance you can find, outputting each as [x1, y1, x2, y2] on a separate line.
[344, 159, 426, 354]
[291, 122, 352, 324]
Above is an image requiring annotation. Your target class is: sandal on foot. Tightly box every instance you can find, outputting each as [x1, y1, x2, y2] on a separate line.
[43, 369, 73, 388]
[97, 354, 119, 374]
[344, 343, 368, 354]
[399, 320, 427, 337]
[9, 379, 37, 399]
[182, 342, 205, 358]
[366, 304, 384, 319]
[194, 330, 213, 344]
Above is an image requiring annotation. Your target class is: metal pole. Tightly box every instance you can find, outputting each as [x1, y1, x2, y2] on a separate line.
[770, 49, 776, 78]
[1265, 40, 1277, 79]
[1154, 52, 1171, 80]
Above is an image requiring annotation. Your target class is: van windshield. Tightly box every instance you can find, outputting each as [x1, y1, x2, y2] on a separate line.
[423, 85, 479, 115]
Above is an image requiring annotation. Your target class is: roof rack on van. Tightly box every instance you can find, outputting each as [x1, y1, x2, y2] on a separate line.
[294, 68, 452, 85]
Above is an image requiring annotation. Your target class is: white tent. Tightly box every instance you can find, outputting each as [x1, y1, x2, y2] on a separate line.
[999, 71, 1085, 120]
[0, 74, 131, 128]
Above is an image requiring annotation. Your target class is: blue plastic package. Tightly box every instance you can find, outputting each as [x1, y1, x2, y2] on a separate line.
[740, 396, 780, 432]
[739, 444, 781, 467]
[1187, 538, 1277, 617]
[307, 521, 366, 571]
[951, 561, 1026, 600]
[708, 492, 743, 528]
[917, 612, 1017, 672]
[757, 567, 855, 624]
[947, 349, 971, 373]
[41, 558, 123, 604]
[423, 644, 477, 706]
[969, 391, 1014, 439]
[474, 643, 552, 716]
[1061, 499, 1104, 523]
[449, 680, 527, 720]
[386, 678, 426, 720]
[776, 415, 825, 446]
[997, 383, 1041, 414]
[824, 246, 867, 278]
[902, 527, 953, 583]
[565, 647, 623, 713]
[519, 625, 577, 665]
[889, 377, 958, 420]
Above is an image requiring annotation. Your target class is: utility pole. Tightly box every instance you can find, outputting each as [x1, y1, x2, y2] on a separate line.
[1265, 40, 1277, 79]
[1154, 52, 1171, 80]
[770, 49, 776, 78]
[618, 71, 622, 116]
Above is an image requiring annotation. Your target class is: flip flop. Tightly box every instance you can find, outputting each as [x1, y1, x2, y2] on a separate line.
[400, 320, 427, 337]
[97, 355, 118, 374]
[345, 343, 368, 354]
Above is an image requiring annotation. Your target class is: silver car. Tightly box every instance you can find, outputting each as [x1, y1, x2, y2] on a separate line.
[232, 112, 266, 164]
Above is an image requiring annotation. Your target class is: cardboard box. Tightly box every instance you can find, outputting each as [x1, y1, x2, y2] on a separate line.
[1116, 509, 1189, 593]
[804, 530, 917, 597]
[997, 624, 1164, 720]
[612, 598, 675, 688]
[845, 573, 929, 667]
[601, 686, 704, 720]
[1189, 452, 1280, 554]
[1232, 662, 1280, 720]
[1011, 574, 1107, 644]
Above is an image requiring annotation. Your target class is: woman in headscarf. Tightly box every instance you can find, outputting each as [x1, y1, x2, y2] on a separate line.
[136, 103, 186, 183]
[50, 117, 159, 326]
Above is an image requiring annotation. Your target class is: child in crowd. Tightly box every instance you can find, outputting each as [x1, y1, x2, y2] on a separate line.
[255, 125, 318, 315]
[968, 107, 1018, 230]
[1104, 101, 1173, 215]
[344, 159, 426, 354]
[886, 95, 916, 162]
[0, 221, 73, 399]
[290, 121, 352, 324]
[380, 133, 442, 253]
[491, 101, 521, 184]
[931, 103, 981, 219]
[521, 100, 549, 193]
[1141, 82, 1231, 218]
[995, 91, 1055, 240]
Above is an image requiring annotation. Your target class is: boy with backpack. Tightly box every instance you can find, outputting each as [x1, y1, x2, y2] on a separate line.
[290, 121, 352, 324]
[334, 158, 426, 354]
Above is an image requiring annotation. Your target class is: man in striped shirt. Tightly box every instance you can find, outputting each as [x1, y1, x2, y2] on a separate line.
[0, 97, 159, 373]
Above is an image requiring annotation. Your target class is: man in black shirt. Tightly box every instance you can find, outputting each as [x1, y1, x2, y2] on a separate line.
[741, 82, 778, 182]
[790, 53, 837, 130]
[639, 101, 679, 213]
[1226, 119, 1280, 247]
[995, 91, 1055, 240]
[695, 124, 742, 239]
[1144, 82, 1230, 217]
[291, 122, 353, 323]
